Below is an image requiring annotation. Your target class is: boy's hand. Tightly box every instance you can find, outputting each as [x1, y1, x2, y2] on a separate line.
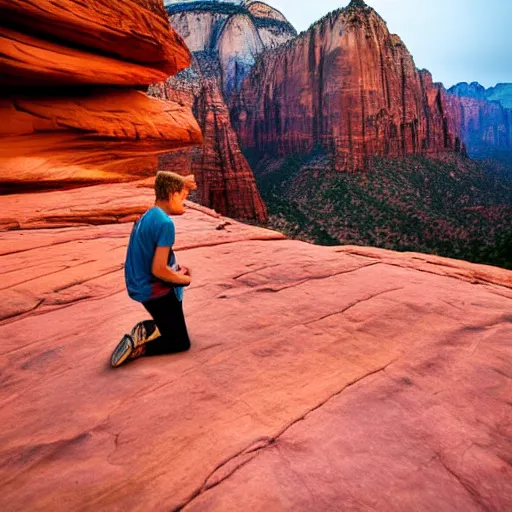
[181, 274, 192, 286]
[180, 265, 192, 277]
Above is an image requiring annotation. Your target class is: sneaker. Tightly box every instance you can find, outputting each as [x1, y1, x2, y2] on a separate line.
[129, 344, 146, 360]
[111, 334, 134, 368]
[131, 320, 161, 348]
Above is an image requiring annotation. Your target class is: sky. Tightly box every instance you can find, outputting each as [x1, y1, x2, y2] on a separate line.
[267, 0, 512, 89]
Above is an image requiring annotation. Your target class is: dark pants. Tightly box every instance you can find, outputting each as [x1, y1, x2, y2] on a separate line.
[141, 291, 191, 356]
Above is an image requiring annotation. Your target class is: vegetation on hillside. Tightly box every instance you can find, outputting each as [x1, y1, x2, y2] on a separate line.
[252, 151, 512, 269]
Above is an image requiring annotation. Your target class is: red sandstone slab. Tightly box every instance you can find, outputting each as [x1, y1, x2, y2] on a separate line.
[0, 199, 285, 321]
[0, 207, 511, 511]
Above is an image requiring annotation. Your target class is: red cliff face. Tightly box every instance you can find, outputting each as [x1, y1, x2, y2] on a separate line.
[150, 57, 268, 223]
[231, 2, 464, 171]
[0, 0, 202, 192]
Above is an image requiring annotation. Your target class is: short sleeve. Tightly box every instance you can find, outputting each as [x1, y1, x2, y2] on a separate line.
[156, 220, 175, 247]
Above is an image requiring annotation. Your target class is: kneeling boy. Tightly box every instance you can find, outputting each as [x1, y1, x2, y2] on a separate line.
[110, 171, 196, 367]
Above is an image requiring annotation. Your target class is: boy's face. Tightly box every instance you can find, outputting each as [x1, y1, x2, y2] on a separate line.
[168, 188, 189, 215]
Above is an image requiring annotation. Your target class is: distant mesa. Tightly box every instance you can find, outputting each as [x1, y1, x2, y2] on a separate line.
[163, 0, 512, 176]
[449, 81, 512, 110]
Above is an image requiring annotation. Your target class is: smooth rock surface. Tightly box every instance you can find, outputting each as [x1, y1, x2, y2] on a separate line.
[217, 13, 265, 97]
[1, 184, 511, 511]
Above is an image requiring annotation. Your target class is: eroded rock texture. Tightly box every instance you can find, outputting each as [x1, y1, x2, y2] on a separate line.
[231, 1, 465, 171]
[0, 0, 202, 192]
[0, 182, 511, 510]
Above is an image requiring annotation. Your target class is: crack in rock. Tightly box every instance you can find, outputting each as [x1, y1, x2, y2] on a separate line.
[384, 262, 512, 293]
[0, 289, 124, 328]
[0, 298, 45, 324]
[221, 263, 383, 298]
[232, 263, 281, 280]
[304, 286, 404, 326]
[0, 234, 130, 257]
[53, 265, 124, 292]
[176, 236, 287, 253]
[174, 359, 397, 511]
[435, 453, 494, 512]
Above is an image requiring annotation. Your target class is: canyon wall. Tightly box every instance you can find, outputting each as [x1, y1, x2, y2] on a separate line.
[152, 0, 295, 221]
[150, 55, 268, 222]
[166, 0, 296, 98]
[231, 1, 464, 171]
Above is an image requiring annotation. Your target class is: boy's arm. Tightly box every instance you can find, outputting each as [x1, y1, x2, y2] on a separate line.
[152, 246, 191, 286]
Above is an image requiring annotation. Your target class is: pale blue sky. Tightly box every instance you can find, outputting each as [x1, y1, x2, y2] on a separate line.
[268, 0, 512, 89]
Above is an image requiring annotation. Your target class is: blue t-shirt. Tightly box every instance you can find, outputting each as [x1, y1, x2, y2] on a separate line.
[124, 206, 184, 303]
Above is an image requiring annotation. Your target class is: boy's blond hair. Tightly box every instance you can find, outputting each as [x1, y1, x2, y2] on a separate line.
[154, 171, 196, 201]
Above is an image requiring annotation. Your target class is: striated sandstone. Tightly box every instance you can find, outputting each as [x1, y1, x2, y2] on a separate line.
[0, 90, 202, 191]
[0, 27, 174, 87]
[0, 0, 201, 192]
[0, 183, 511, 510]
[0, 0, 189, 80]
[231, 1, 464, 171]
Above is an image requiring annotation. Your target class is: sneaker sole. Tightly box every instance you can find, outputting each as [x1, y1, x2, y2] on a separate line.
[111, 334, 134, 368]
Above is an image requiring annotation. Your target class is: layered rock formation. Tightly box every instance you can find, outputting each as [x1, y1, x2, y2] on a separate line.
[447, 83, 512, 156]
[1, 181, 511, 510]
[0, 0, 202, 192]
[231, 0, 465, 171]
[150, 56, 268, 222]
